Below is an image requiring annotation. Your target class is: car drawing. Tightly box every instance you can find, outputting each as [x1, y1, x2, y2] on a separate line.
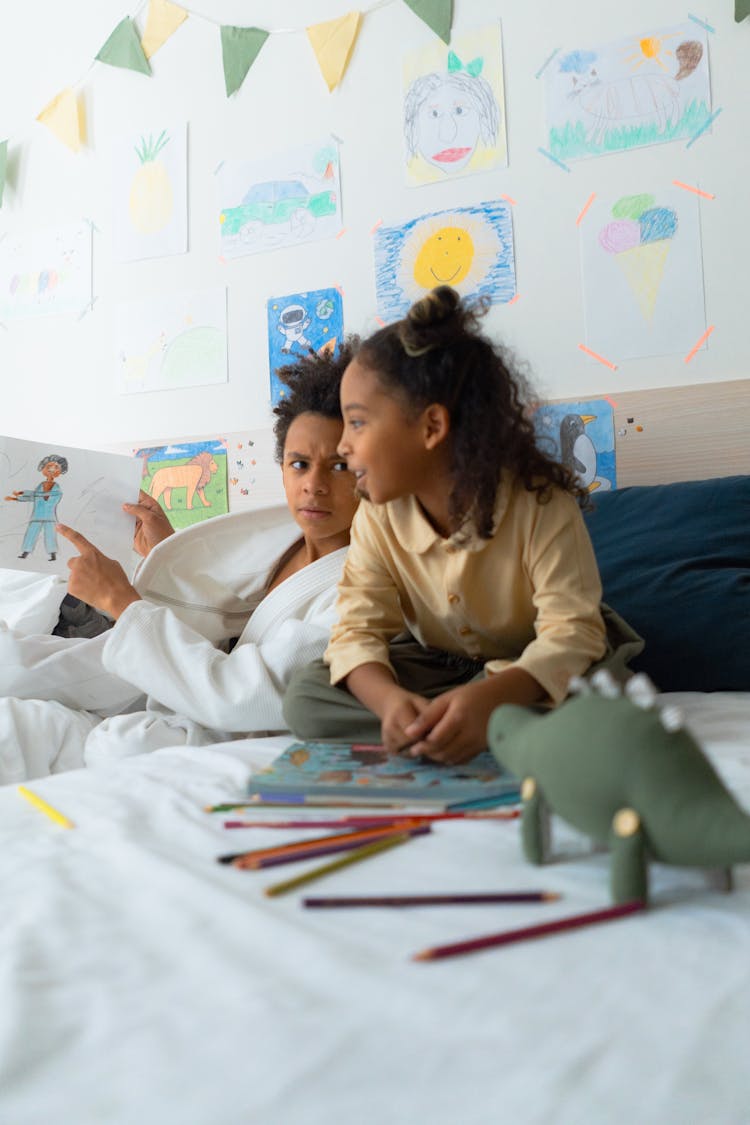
[219, 180, 337, 240]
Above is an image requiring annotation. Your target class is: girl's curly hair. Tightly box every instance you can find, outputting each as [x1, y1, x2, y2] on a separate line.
[355, 287, 586, 539]
[272, 339, 359, 463]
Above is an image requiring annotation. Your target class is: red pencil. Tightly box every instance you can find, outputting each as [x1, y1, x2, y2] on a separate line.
[412, 900, 646, 961]
[222, 810, 520, 829]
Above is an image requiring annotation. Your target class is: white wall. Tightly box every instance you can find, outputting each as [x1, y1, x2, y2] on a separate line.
[0, 0, 747, 451]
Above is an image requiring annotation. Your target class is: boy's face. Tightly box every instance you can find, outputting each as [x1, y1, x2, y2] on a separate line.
[281, 412, 358, 553]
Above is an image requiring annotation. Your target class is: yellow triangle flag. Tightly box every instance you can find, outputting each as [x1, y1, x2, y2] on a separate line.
[306, 11, 362, 92]
[141, 0, 188, 60]
[36, 88, 83, 153]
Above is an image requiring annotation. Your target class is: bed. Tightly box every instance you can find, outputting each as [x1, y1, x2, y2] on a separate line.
[0, 473, 747, 1123]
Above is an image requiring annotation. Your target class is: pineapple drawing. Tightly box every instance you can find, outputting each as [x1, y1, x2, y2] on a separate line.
[129, 131, 173, 234]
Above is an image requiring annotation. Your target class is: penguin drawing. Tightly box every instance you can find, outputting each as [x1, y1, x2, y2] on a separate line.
[559, 413, 611, 493]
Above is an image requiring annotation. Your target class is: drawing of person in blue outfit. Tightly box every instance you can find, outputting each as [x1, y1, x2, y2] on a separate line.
[5, 454, 69, 561]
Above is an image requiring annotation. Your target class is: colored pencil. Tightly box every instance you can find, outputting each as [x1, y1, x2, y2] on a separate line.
[229, 825, 431, 870]
[222, 809, 520, 829]
[217, 821, 426, 865]
[264, 833, 412, 897]
[303, 892, 560, 908]
[17, 785, 75, 829]
[411, 900, 646, 961]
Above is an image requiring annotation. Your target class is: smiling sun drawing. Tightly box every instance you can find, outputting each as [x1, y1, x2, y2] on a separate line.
[398, 213, 501, 304]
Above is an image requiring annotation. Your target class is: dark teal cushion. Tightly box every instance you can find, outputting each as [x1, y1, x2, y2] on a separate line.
[583, 476, 750, 691]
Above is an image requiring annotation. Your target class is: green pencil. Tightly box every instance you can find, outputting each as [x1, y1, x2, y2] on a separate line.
[263, 832, 412, 897]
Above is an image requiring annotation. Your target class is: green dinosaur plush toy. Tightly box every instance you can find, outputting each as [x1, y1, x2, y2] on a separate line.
[487, 673, 750, 904]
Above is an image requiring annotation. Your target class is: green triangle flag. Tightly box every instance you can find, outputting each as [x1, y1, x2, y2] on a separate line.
[736, 0, 750, 20]
[402, 0, 452, 44]
[96, 17, 151, 75]
[0, 141, 7, 207]
[220, 26, 270, 97]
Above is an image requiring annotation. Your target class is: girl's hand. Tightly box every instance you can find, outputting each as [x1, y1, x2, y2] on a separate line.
[379, 687, 431, 754]
[123, 491, 174, 558]
[403, 669, 546, 765]
[56, 524, 141, 620]
[402, 681, 493, 764]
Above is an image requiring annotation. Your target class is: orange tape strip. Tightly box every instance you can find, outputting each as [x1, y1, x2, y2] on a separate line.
[578, 343, 618, 371]
[684, 324, 715, 363]
[576, 193, 596, 225]
[672, 180, 715, 200]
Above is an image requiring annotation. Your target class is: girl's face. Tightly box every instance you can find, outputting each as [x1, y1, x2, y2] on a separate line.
[282, 412, 358, 553]
[338, 358, 439, 506]
[42, 462, 62, 481]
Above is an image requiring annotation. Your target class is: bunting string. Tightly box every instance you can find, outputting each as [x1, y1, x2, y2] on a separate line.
[1, 0, 452, 203]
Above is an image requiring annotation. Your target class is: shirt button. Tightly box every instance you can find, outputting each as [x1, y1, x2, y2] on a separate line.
[448, 593, 460, 605]
[458, 626, 472, 636]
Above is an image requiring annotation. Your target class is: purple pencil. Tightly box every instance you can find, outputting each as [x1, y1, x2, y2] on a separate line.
[303, 892, 561, 908]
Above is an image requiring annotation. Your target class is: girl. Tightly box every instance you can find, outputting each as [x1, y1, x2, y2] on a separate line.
[283, 287, 641, 764]
[0, 345, 360, 782]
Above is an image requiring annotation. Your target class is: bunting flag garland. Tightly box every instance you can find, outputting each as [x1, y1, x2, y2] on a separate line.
[220, 26, 270, 97]
[141, 0, 188, 59]
[306, 11, 362, 92]
[96, 17, 152, 76]
[736, 0, 750, 20]
[0, 141, 7, 207]
[402, 0, 452, 44]
[36, 88, 83, 153]
[13, 0, 456, 182]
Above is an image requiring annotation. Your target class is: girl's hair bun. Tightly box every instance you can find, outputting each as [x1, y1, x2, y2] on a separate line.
[398, 286, 464, 357]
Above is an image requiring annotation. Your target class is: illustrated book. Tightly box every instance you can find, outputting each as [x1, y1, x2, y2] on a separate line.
[246, 741, 520, 808]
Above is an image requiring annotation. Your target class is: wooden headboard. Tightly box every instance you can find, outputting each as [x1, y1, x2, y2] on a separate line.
[568, 378, 749, 487]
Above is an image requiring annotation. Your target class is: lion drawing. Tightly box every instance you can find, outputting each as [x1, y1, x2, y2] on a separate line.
[148, 452, 218, 510]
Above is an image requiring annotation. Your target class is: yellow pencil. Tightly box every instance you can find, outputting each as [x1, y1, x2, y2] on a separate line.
[17, 785, 75, 829]
[263, 832, 411, 897]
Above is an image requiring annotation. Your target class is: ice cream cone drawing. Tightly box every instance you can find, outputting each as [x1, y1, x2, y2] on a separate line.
[598, 195, 678, 321]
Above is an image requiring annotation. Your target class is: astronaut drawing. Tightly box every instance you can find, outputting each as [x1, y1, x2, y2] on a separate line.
[278, 304, 312, 354]
[4, 454, 69, 561]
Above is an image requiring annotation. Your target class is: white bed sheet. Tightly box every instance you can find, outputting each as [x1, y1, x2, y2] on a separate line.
[0, 692, 748, 1125]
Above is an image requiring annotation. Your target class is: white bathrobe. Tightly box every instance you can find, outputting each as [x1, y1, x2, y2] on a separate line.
[0, 506, 346, 782]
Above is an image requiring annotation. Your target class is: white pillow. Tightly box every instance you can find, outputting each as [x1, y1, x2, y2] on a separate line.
[0, 568, 68, 635]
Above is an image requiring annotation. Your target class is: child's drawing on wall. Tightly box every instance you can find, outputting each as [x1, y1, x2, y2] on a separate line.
[0, 221, 92, 321]
[580, 187, 706, 361]
[373, 200, 515, 322]
[267, 287, 344, 405]
[4, 454, 68, 561]
[135, 439, 228, 531]
[544, 23, 710, 161]
[534, 400, 616, 492]
[403, 24, 507, 186]
[116, 287, 227, 395]
[216, 139, 342, 259]
[112, 122, 188, 263]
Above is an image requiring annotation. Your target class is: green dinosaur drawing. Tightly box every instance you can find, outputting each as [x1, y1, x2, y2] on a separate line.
[487, 676, 750, 904]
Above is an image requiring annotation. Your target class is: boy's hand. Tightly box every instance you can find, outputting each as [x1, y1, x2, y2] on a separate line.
[56, 524, 141, 620]
[123, 491, 174, 557]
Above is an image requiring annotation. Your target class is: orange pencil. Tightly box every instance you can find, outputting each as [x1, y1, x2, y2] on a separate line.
[217, 820, 426, 866]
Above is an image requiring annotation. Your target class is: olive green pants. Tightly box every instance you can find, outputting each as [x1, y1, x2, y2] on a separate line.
[282, 605, 644, 744]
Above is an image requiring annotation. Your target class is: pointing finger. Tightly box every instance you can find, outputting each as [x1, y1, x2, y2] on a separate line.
[55, 524, 94, 553]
